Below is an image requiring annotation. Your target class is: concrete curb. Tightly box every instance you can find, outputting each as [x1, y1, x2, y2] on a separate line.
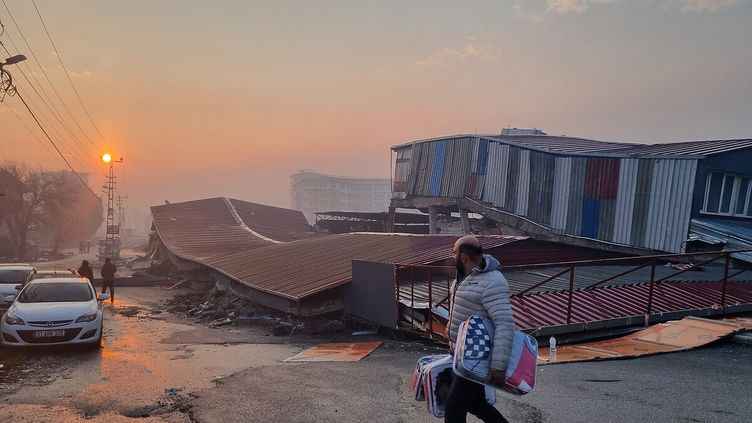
[730, 332, 752, 346]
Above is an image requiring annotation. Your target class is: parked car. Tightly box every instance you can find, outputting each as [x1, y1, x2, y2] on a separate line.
[32, 269, 80, 280]
[0, 265, 36, 310]
[1, 277, 108, 348]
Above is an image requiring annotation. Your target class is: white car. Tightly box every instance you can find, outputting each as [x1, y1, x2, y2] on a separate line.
[1, 277, 108, 348]
[0, 265, 36, 310]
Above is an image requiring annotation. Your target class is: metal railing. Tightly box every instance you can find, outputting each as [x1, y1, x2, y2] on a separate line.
[394, 250, 751, 336]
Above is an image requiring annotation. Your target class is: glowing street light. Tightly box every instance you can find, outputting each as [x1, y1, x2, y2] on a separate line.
[101, 153, 112, 164]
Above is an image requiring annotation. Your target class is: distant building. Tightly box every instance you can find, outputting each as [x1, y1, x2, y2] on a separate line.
[290, 171, 391, 223]
[391, 131, 752, 262]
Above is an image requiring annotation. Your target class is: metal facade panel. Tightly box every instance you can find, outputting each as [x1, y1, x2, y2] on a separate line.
[527, 151, 555, 225]
[429, 140, 446, 196]
[347, 261, 398, 328]
[482, 142, 498, 204]
[613, 158, 639, 244]
[516, 149, 531, 216]
[581, 198, 600, 238]
[643, 159, 698, 252]
[630, 159, 654, 247]
[585, 157, 621, 199]
[551, 157, 573, 233]
[566, 157, 587, 235]
[393, 146, 413, 194]
[506, 147, 520, 212]
[483, 141, 510, 207]
[598, 199, 616, 241]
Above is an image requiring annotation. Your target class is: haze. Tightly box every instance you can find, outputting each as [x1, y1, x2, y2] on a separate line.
[1, 0, 751, 215]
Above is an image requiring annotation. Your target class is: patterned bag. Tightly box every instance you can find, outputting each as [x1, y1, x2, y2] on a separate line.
[422, 355, 495, 418]
[410, 354, 447, 401]
[453, 315, 538, 395]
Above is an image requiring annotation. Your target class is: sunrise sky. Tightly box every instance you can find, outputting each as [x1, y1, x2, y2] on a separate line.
[1, 0, 751, 221]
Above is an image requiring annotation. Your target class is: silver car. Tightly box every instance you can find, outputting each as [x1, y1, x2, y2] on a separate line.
[0, 265, 35, 310]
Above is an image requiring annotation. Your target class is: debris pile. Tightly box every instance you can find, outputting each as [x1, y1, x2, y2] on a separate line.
[165, 290, 345, 336]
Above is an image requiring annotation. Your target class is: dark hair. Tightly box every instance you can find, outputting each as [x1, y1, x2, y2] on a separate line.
[458, 243, 483, 259]
[104, 257, 111, 263]
[82, 260, 89, 266]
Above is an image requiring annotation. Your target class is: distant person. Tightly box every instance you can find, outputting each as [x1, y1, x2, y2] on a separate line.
[445, 235, 515, 423]
[100, 257, 117, 304]
[86, 241, 91, 254]
[78, 241, 84, 254]
[77, 260, 95, 293]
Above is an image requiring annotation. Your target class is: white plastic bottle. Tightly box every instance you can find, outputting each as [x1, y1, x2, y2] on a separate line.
[549, 336, 557, 362]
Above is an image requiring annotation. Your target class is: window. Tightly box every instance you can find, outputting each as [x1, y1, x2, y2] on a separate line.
[703, 172, 752, 218]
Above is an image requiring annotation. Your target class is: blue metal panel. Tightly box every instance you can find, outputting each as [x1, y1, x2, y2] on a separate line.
[478, 138, 489, 176]
[581, 198, 600, 238]
[429, 140, 446, 196]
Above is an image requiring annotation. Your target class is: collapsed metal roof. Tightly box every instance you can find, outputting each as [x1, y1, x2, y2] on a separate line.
[204, 233, 526, 300]
[151, 197, 317, 263]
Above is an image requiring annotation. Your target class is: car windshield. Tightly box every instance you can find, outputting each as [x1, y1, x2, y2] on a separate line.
[0, 269, 30, 284]
[18, 283, 93, 303]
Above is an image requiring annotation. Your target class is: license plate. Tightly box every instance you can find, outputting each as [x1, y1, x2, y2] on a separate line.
[33, 330, 65, 338]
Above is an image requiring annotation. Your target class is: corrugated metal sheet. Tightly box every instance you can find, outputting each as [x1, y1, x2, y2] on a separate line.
[630, 159, 654, 247]
[581, 198, 600, 238]
[527, 151, 555, 225]
[429, 140, 446, 196]
[151, 198, 316, 263]
[505, 147, 520, 212]
[613, 159, 639, 244]
[550, 157, 572, 234]
[566, 157, 586, 235]
[512, 280, 752, 330]
[613, 138, 752, 156]
[515, 149, 531, 216]
[205, 234, 525, 300]
[644, 159, 697, 252]
[598, 199, 616, 241]
[395, 134, 752, 157]
[689, 218, 752, 263]
[482, 142, 509, 208]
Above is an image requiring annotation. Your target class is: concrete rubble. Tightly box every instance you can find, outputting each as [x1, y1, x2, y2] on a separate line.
[165, 289, 346, 336]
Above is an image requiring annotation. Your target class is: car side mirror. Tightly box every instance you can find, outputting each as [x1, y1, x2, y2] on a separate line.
[14, 285, 22, 291]
[98, 293, 110, 301]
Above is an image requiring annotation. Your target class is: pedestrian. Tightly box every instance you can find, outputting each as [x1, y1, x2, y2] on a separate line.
[445, 235, 515, 423]
[100, 257, 117, 305]
[86, 241, 91, 254]
[77, 260, 96, 295]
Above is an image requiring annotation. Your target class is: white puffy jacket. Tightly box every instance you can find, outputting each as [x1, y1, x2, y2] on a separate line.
[448, 254, 516, 371]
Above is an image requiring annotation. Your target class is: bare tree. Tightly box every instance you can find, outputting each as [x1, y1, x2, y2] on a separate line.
[0, 162, 67, 259]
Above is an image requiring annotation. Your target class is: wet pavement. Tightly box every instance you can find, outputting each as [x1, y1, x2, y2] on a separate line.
[1, 286, 750, 422]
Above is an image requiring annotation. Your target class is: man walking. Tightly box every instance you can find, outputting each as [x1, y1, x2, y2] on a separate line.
[445, 235, 516, 423]
[77, 260, 96, 294]
[100, 257, 117, 305]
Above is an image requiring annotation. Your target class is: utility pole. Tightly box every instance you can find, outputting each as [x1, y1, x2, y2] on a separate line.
[101, 154, 123, 260]
[117, 194, 128, 245]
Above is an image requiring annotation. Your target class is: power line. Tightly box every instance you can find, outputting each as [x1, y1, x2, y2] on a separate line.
[14, 89, 101, 200]
[0, 39, 98, 171]
[31, 0, 112, 151]
[3, 102, 55, 155]
[1, 0, 101, 155]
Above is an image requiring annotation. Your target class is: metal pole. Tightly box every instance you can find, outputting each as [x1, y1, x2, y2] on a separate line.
[721, 252, 730, 308]
[566, 266, 575, 325]
[646, 260, 656, 323]
[427, 269, 433, 337]
[410, 266, 415, 328]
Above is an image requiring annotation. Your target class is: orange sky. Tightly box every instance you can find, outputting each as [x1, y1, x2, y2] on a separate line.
[1, 0, 751, 225]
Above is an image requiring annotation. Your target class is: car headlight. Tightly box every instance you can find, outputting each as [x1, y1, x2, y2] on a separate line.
[75, 311, 99, 323]
[4, 313, 25, 325]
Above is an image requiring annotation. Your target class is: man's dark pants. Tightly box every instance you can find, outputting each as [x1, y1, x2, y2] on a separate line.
[444, 375, 508, 423]
[101, 279, 114, 302]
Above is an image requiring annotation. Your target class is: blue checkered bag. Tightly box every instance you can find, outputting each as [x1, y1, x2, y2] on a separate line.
[453, 316, 493, 382]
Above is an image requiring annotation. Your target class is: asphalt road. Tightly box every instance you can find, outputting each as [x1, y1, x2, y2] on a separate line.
[1, 287, 750, 422]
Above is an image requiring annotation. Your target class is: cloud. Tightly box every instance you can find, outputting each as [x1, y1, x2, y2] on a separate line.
[671, 0, 746, 12]
[414, 33, 503, 68]
[65, 68, 93, 79]
[546, 0, 621, 14]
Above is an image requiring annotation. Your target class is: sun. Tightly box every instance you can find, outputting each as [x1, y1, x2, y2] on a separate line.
[101, 153, 112, 164]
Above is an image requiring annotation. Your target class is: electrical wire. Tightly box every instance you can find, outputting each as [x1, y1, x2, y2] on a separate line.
[1, 0, 102, 155]
[3, 102, 55, 155]
[14, 89, 102, 200]
[31, 0, 112, 151]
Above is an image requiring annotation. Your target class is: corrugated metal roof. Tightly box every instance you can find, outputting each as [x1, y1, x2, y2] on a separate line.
[512, 280, 752, 330]
[689, 218, 752, 263]
[203, 234, 526, 301]
[612, 138, 752, 156]
[394, 134, 752, 157]
[151, 197, 316, 262]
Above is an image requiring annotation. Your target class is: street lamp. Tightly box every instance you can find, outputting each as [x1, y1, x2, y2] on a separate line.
[1, 55, 27, 66]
